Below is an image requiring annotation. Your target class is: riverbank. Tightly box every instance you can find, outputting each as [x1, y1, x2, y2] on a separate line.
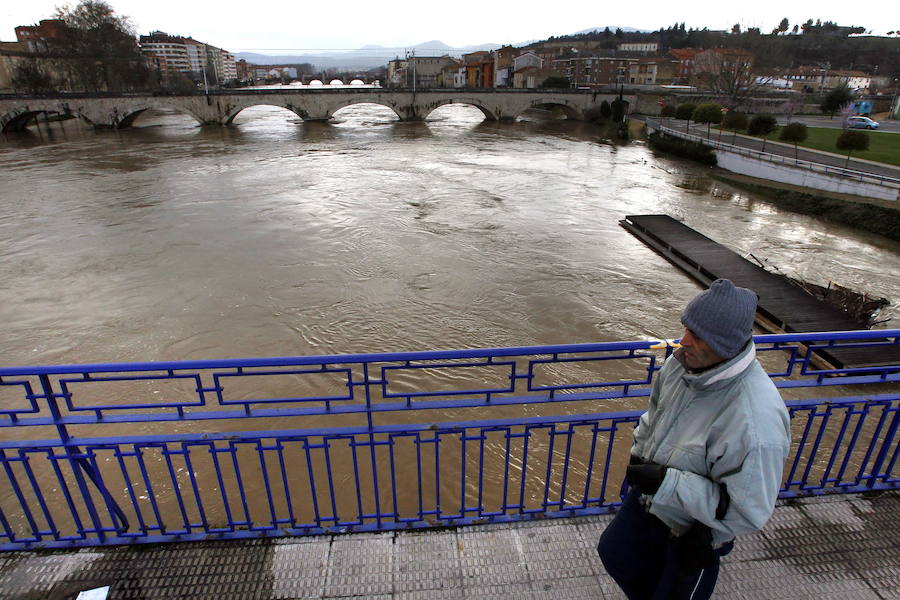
[712, 171, 900, 241]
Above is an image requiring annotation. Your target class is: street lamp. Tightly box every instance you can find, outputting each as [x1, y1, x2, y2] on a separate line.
[891, 78, 899, 120]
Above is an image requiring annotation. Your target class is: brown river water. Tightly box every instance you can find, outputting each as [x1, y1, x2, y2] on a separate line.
[1, 103, 898, 536]
[3, 104, 897, 366]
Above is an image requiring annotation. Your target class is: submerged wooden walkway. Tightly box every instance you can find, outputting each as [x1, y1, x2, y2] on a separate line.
[620, 214, 900, 369]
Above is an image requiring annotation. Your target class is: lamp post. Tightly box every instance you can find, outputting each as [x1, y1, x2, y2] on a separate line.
[891, 78, 899, 120]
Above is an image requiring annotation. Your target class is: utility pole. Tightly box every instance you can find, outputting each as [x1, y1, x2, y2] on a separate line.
[412, 48, 416, 94]
[891, 78, 899, 120]
[202, 46, 210, 105]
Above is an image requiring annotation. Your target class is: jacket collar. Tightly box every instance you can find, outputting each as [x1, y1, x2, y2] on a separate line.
[675, 340, 756, 390]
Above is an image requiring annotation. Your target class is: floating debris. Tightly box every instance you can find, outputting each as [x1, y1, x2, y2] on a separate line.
[748, 253, 891, 327]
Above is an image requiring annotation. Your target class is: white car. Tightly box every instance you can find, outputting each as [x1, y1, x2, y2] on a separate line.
[847, 116, 879, 130]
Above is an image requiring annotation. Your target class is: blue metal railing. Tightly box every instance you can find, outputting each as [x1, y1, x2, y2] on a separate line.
[0, 330, 897, 550]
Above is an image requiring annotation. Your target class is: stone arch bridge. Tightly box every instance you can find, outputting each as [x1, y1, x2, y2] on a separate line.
[0, 89, 634, 132]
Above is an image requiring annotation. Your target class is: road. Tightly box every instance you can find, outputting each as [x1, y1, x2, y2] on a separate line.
[778, 115, 900, 133]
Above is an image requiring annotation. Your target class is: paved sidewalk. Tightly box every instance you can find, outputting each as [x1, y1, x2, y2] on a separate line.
[0, 491, 897, 599]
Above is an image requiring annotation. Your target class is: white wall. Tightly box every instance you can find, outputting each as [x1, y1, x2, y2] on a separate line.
[715, 150, 898, 202]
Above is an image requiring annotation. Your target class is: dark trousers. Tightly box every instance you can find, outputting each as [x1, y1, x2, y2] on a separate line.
[597, 488, 731, 600]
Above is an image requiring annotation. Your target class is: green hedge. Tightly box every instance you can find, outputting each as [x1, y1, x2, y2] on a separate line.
[647, 132, 717, 166]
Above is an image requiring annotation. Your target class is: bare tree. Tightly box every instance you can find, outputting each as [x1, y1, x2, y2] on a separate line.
[693, 49, 758, 108]
[50, 0, 150, 92]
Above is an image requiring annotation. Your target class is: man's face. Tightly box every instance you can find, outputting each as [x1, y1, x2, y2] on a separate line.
[680, 327, 725, 370]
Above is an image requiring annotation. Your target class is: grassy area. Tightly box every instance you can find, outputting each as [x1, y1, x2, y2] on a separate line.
[793, 127, 900, 167]
[739, 125, 900, 167]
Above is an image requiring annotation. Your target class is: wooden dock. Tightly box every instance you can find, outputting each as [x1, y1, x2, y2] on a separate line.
[620, 214, 900, 369]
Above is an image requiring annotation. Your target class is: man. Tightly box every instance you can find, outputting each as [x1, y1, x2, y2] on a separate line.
[597, 278, 791, 599]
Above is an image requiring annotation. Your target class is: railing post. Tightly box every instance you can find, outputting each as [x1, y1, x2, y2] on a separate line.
[362, 363, 382, 528]
[38, 374, 108, 543]
[867, 404, 900, 489]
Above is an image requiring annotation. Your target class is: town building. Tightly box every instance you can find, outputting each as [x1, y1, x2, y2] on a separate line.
[236, 59, 251, 82]
[512, 52, 543, 73]
[822, 70, 870, 92]
[627, 57, 677, 85]
[438, 61, 464, 88]
[494, 46, 517, 88]
[512, 66, 560, 89]
[139, 31, 237, 86]
[14, 19, 65, 52]
[617, 42, 659, 53]
[463, 51, 494, 88]
[668, 48, 701, 84]
[387, 55, 457, 88]
[552, 52, 637, 88]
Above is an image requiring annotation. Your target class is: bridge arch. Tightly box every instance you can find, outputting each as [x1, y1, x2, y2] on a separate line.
[422, 98, 497, 121]
[514, 97, 583, 120]
[224, 102, 311, 124]
[115, 104, 207, 128]
[1, 105, 84, 133]
[324, 98, 402, 121]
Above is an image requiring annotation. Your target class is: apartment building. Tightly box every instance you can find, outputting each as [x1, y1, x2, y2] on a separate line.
[668, 48, 701, 84]
[553, 53, 637, 88]
[139, 31, 237, 85]
[627, 57, 677, 85]
[617, 42, 659, 53]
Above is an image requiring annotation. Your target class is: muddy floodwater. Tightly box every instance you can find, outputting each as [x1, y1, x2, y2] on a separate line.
[2, 104, 897, 366]
[1, 103, 898, 536]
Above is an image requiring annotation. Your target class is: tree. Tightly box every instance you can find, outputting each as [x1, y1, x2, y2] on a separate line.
[611, 98, 627, 123]
[777, 18, 790, 35]
[12, 61, 55, 94]
[747, 114, 778, 151]
[50, 0, 150, 92]
[778, 122, 808, 159]
[731, 24, 741, 35]
[692, 103, 723, 138]
[540, 76, 570, 89]
[836, 130, 869, 167]
[660, 104, 676, 118]
[820, 83, 853, 118]
[674, 102, 697, 132]
[722, 111, 748, 143]
[693, 50, 758, 107]
[782, 95, 803, 123]
[600, 100, 612, 119]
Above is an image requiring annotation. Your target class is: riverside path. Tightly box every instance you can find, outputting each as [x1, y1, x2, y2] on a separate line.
[649, 116, 900, 182]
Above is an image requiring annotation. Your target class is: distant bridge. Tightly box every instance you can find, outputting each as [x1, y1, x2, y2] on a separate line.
[0, 89, 636, 132]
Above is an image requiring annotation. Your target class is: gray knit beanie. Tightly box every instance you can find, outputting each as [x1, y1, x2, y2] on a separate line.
[680, 279, 757, 359]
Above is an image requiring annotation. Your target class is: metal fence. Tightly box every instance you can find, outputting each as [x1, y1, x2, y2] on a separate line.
[645, 118, 900, 190]
[0, 330, 897, 550]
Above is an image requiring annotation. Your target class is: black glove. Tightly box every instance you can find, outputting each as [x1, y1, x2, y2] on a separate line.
[675, 522, 716, 574]
[625, 461, 667, 494]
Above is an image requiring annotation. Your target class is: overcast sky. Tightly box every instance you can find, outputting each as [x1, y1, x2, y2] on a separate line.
[0, 0, 887, 54]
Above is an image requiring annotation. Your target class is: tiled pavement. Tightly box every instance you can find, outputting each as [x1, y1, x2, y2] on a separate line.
[0, 491, 897, 599]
